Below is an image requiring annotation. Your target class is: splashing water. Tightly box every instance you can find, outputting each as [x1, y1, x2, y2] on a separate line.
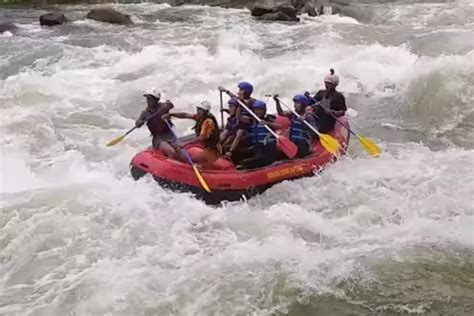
[1, 2, 473, 315]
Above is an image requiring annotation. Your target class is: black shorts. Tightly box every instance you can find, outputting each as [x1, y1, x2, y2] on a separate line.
[152, 132, 175, 148]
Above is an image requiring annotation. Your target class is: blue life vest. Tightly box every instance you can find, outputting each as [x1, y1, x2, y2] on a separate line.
[225, 116, 239, 133]
[290, 115, 312, 145]
[252, 121, 275, 145]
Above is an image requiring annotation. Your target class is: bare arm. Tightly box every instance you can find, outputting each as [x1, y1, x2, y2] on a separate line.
[262, 116, 281, 130]
[220, 129, 229, 142]
[154, 102, 173, 118]
[235, 106, 252, 124]
[274, 96, 291, 118]
[136, 110, 148, 127]
[264, 121, 281, 130]
[168, 112, 195, 119]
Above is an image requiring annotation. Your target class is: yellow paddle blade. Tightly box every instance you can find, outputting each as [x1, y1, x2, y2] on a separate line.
[319, 133, 340, 155]
[106, 134, 126, 147]
[358, 136, 381, 158]
[193, 165, 211, 193]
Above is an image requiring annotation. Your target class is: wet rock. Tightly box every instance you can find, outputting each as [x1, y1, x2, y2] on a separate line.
[251, 0, 299, 22]
[260, 11, 299, 22]
[0, 22, 17, 33]
[86, 8, 133, 25]
[299, 3, 318, 17]
[331, 3, 341, 15]
[39, 13, 68, 26]
[251, 5, 273, 17]
[278, 4, 297, 17]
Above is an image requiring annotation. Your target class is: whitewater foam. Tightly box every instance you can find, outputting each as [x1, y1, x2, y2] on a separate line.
[1, 2, 473, 314]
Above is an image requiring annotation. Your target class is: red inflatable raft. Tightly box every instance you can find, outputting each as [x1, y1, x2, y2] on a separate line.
[130, 116, 350, 204]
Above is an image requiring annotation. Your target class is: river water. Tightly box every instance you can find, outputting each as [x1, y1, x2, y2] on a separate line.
[1, 1, 473, 315]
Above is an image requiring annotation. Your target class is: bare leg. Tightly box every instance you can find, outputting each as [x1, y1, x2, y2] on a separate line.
[221, 134, 235, 153]
[229, 129, 244, 153]
[158, 141, 177, 158]
[193, 148, 219, 166]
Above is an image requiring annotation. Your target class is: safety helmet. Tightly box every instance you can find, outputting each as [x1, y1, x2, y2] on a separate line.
[143, 87, 161, 99]
[323, 69, 339, 86]
[237, 81, 253, 95]
[196, 100, 211, 111]
[292, 94, 309, 106]
[253, 99, 266, 110]
[227, 98, 238, 106]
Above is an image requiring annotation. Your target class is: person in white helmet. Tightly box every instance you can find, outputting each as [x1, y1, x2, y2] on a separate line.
[307, 69, 347, 133]
[163, 100, 220, 165]
[135, 88, 176, 157]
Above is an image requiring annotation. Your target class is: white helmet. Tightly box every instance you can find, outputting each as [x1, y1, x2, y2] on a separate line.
[324, 69, 339, 86]
[196, 100, 211, 111]
[143, 87, 161, 99]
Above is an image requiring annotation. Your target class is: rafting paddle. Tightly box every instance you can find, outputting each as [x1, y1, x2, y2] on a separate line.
[274, 97, 341, 156]
[328, 112, 381, 158]
[165, 120, 211, 193]
[107, 126, 138, 147]
[106, 106, 165, 147]
[234, 98, 298, 159]
[304, 92, 381, 158]
[311, 101, 381, 158]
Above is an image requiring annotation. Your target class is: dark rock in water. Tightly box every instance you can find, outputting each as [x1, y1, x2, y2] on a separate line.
[277, 4, 297, 17]
[86, 8, 133, 25]
[249, 0, 345, 22]
[260, 11, 299, 22]
[331, 3, 341, 15]
[251, 0, 299, 21]
[260, 12, 281, 21]
[39, 13, 68, 27]
[299, 3, 318, 17]
[251, 5, 273, 17]
[0, 21, 17, 33]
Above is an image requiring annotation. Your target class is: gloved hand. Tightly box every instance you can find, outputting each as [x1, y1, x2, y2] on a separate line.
[272, 94, 279, 101]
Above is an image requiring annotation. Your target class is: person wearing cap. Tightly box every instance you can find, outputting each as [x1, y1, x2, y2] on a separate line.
[219, 98, 239, 154]
[309, 69, 347, 134]
[218, 82, 256, 162]
[242, 99, 281, 169]
[274, 94, 317, 158]
[163, 100, 220, 165]
[135, 88, 176, 157]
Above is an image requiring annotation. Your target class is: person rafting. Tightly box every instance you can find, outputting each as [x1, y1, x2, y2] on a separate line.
[218, 82, 255, 161]
[274, 94, 317, 158]
[242, 100, 281, 168]
[219, 98, 239, 154]
[163, 100, 220, 165]
[135, 88, 176, 157]
[308, 69, 347, 133]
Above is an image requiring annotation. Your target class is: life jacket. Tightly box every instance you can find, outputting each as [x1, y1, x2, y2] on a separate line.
[194, 112, 220, 149]
[313, 90, 345, 133]
[240, 97, 255, 119]
[225, 115, 239, 133]
[290, 115, 312, 145]
[251, 117, 275, 146]
[146, 104, 171, 136]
